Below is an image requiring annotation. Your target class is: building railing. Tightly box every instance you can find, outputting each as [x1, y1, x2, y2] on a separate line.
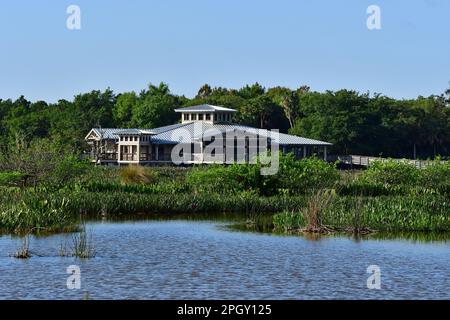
[101, 153, 117, 161]
[120, 153, 138, 161]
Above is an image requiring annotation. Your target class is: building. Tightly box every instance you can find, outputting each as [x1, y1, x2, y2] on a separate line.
[85, 104, 332, 165]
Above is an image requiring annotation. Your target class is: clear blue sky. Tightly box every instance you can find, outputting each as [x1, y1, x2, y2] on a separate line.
[0, 0, 449, 103]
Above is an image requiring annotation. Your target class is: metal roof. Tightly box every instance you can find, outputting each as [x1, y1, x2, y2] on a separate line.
[116, 129, 156, 135]
[88, 123, 332, 146]
[87, 128, 156, 140]
[174, 104, 237, 113]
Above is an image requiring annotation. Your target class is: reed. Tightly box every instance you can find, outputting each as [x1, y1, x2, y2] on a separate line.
[12, 235, 31, 259]
[71, 225, 95, 259]
[120, 166, 156, 184]
[65, 191, 308, 216]
[301, 189, 336, 233]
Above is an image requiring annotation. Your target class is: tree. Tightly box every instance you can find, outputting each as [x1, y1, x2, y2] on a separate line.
[113, 92, 138, 127]
[131, 83, 180, 128]
[196, 84, 212, 99]
[241, 95, 276, 129]
[238, 83, 265, 99]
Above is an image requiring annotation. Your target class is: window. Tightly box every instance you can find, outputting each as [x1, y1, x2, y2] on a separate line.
[184, 114, 189, 121]
[206, 114, 211, 121]
[214, 114, 217, 121]
[198, 114, 204, 120]
[191, 114, 197, 120]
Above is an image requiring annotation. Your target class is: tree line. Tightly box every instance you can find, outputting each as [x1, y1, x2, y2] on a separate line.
[0, 82, 449, 158]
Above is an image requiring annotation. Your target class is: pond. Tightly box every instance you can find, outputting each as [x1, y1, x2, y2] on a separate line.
[0, 219, 449, 299]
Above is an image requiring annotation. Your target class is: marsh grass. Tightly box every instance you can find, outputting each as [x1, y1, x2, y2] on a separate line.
[120, 166, 156, 184]
[12, 235, 31, 259]
[58, 224, 95, 259]
[71, 225, 95, 259]
[301, 189, 336, 233]
[1, 158, 449, 237]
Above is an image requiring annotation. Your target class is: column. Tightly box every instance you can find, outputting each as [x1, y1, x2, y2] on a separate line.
[137, 141, 141, 162]
[199, 142, 204, 163]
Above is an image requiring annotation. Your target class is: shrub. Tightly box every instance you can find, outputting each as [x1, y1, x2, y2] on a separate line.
[277, 155, 339, 194]
[186, 165, 246, 194]
[420, 159, 450, 188]
[186, 154, 339, 196]
[359, 160, 420, 186]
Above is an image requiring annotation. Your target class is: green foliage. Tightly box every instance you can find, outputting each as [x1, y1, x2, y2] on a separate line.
[131, 83, 180, 128]
[274, 195, 450, 232]
[276, 154, 339, 194]
[0, 136, 88, 190]
[186, 165, 244, 194]
[186, 154, 339, 196]
[83, 180, 189, 195]
[420, 159, 450, 188]
[359, 160, 421, 186]
[65, 191, 307, 216]
[0, 191, 74, 234]
[1, 84, 449, 158]
[113, 92, 138, 127]
[0, 171, 25, 186]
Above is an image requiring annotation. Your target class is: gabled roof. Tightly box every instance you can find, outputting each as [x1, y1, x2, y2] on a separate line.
[174, 104, 237, 113]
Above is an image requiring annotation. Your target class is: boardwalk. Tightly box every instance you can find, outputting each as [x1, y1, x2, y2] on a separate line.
[331, 155, 444, 168]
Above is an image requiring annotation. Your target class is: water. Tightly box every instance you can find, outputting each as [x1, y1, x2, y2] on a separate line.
[0, 220, 449, 300]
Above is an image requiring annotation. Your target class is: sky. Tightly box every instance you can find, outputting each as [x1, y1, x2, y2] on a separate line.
[0, 0, 449, 103]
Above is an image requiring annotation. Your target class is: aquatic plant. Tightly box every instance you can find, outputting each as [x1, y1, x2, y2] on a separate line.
[0, 191, 75, 234]
[12, 235, 31, 259]
[301, 189, 336, 233]
[274, 194, 450, 233]
[71, 225, 95, 259]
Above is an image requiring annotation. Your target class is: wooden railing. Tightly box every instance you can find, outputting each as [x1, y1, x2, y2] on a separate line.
[331, 155, 445, 168]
